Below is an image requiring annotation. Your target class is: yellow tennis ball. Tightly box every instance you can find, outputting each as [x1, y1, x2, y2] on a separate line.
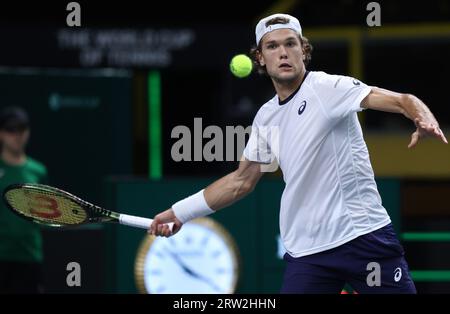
[230, 54, 253, 78]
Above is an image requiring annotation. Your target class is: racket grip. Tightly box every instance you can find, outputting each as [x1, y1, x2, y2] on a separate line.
[119, 214, 174, 231]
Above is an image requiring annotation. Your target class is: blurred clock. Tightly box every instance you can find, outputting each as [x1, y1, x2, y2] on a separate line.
[135, 217, 240, 294]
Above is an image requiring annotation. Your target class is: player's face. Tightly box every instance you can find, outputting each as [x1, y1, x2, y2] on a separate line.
[258, 29, 305, 83]
[0, 128, 30, 154]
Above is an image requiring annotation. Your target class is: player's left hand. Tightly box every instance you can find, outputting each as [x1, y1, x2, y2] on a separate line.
[408, 118, 448, 148]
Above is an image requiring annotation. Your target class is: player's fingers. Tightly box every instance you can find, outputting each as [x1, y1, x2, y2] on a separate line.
[418, 122, 434, 134]
[148, 209, 177, 235]
[434, 128, 443, 140]
[428, 124, 438, 134]
[150, 223, 166, 237]
[417, 121, 427, 128]
[414, 118, 420, 127]
[425, 126, 448, 144]
[408, 131, 419, 148]
[148, 218, 160, 235]
[160, 225, 168, 237]
[439, 129, 448, 144]
[156, 223, 165, 236]
[172, 220, 183, 234]
[162, 224, 172, 237]
[159, 224, 173, 237]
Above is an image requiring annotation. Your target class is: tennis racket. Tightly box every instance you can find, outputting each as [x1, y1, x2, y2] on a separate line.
[2, 183, 173, 230]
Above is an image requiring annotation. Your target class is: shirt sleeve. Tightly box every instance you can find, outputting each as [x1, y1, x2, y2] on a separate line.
[243, 111, 275, 164]
[318, 74, 372, 121]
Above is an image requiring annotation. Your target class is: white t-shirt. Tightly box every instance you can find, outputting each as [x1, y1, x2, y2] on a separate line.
[243, 71, 391, 258]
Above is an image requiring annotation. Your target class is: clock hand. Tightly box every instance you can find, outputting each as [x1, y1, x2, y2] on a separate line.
[166, 249, 223, 292]
[194, 273, 223, 292]
[166, 249, 200, 278]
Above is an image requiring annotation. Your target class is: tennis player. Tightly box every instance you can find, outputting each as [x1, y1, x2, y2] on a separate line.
[150, 14, 447, 293]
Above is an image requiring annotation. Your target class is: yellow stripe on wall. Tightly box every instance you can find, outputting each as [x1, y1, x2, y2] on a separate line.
[365, 133, 450, 178]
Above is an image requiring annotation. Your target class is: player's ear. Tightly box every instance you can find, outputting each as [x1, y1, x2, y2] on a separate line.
[256, 50, 265, 66]
[299, 37, 306, 61]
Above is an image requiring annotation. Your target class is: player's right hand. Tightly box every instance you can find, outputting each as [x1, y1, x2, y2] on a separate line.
[149, 208, 183, 237]
[408, 118, 448, 148]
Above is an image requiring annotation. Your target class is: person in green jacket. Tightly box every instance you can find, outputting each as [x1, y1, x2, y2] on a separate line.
[0, 106, 48, 293]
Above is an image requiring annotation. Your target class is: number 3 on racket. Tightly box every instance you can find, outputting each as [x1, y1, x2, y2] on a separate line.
[2, 183, 173, 231]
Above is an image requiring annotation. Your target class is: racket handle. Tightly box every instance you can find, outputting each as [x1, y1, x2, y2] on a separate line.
[119, 214, 174, 231]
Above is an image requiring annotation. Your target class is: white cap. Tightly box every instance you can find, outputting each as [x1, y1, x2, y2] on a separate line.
[255, 13, 302, 45]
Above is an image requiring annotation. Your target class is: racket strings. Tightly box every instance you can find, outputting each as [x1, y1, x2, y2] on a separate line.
[4, 187, 88, 226]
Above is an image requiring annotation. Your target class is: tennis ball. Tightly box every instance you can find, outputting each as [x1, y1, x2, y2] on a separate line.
[230, 54, 253, 78]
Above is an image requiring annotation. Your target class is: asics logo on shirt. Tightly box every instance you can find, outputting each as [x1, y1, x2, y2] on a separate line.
[298, 101, 307, 115]
[394, 267, 402, 282]
[353, 79, 361, 86]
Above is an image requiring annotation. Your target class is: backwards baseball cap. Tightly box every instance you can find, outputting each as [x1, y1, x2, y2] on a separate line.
[0, 106, 30, 131]
[255, 13, 302, 46]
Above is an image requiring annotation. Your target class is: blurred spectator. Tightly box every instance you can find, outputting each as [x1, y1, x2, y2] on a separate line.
[0, 106, 48, 293]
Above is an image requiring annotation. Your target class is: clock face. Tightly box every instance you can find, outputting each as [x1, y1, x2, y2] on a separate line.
[135, 218, 240, 294]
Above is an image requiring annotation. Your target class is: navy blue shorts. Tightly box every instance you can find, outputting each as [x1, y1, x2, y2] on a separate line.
[280, 223, 417, 294]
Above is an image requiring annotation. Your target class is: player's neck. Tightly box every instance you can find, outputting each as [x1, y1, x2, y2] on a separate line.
[273, 70, 306, 102]
[1, 149, 26, 166]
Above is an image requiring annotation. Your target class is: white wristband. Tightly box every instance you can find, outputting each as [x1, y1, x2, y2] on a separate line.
[171, 189, 214, 224]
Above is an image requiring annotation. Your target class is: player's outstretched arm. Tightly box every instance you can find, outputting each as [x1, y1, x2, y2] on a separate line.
[149, 159, 264, 237]
[361, 87, 448, 148]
